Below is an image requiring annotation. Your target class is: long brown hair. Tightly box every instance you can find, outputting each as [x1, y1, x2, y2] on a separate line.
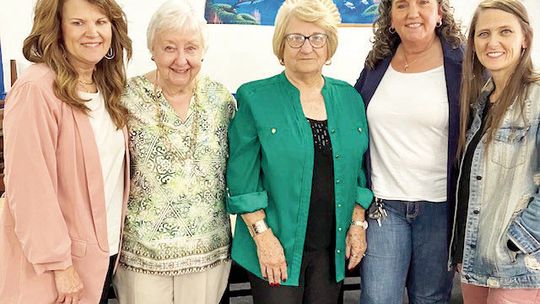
[365, 0, 464, 69]
[458, 0, 540, 154]
[22, 0, 132, 129]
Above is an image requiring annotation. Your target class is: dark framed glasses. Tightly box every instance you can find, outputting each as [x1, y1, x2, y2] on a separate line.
[285, 33, 328, 49]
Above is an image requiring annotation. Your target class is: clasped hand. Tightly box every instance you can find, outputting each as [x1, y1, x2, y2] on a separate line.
[254, 229, 288, 286]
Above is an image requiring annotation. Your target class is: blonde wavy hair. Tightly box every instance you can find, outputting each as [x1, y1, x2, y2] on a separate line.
[365, 0, 464, 69]
[23, 0, 132, 129]
[458, 0, 540, 154]
[272, 0, 341, 64]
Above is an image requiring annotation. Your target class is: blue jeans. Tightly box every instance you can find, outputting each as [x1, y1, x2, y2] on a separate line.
[359, 200, 454, 304]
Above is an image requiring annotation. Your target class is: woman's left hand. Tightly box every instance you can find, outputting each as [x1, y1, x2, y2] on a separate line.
[345, 225, 367, 270]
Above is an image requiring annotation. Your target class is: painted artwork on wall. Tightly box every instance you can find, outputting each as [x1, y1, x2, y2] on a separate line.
[205, 0, 380, 26]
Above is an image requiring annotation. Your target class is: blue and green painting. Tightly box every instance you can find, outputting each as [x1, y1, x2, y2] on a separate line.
[205, 0, 380, 26]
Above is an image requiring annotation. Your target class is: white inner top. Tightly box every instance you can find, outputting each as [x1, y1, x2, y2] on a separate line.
[80, 91, 125, 255]
[367, 64, 449, 202]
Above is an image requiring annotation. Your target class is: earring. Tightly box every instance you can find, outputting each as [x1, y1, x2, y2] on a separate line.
[436, 20, 443, 28]
[105, 47, 115, 60]
[279, 59, 284, 66]
[201, 58, 204, 62]
[325, 60, 332, 66]
[151, 56, 155, 61]
[389, 26, 396, 34]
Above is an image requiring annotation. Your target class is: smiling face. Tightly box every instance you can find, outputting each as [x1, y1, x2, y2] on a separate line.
[391, 0, 441, 45]
[61, 0, 112, 71]
[282, 16, 328, 78]
[151, 29, 203, 91]
[474, 8, 527, 82]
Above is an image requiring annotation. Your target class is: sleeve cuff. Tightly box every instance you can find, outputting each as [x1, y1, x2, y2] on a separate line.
[356, 187, 374, 209]
[507, 217, 540, 260]
[32, 258, 73, 275]
[227, 191, 268, 214]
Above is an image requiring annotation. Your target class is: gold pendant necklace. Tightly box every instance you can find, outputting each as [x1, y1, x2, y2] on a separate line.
[402, 49, 421, 72]
[401, 38, 436, 72]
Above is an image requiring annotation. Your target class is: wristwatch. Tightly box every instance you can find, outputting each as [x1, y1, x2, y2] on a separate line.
[350, 219, 369, 230]
[248, 219, 269, 237]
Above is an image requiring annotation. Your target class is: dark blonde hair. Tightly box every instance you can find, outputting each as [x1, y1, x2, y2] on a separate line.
[23, 0, 132, 129]
[365, 0, 463, 69]
[273, 0, 341, 64]
[458, 0, 539, 154]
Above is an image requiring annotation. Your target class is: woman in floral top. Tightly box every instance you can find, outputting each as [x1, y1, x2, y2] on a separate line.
[113, 1, 235, 303]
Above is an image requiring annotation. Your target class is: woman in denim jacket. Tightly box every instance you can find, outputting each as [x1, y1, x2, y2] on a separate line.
[451, 0, 540, 302]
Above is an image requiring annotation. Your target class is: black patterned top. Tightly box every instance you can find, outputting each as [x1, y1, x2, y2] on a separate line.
[304, 118, 336, 252]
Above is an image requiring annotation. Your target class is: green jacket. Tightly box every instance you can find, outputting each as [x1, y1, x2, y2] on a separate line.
[226, 72, 373, 286]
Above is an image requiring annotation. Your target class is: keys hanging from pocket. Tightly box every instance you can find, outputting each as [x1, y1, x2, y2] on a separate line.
[368, 198, 387, 227]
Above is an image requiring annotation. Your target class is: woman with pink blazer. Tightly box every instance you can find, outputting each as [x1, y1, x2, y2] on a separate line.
[0, 0, 132, 303]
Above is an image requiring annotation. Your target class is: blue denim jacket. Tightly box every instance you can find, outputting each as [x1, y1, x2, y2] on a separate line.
[451, 79, 540, 288]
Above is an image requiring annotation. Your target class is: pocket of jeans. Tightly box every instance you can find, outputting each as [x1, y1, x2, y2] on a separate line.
[490, 126, 528, 169]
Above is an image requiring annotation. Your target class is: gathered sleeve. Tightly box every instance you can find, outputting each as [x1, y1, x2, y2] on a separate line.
[3, 82, 72, 274]
[356, 169, 373, 209]
[226, 87, 268, 214]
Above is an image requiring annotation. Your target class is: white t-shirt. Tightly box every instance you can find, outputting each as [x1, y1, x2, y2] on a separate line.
[367, 65, 448, 202]
[80, 91, 125, 255]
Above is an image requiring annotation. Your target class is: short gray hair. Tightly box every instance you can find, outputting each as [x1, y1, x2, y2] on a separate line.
[147, 0, 208, 53]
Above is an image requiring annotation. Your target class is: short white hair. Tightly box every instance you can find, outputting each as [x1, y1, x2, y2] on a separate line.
[147, 0, 208, 53]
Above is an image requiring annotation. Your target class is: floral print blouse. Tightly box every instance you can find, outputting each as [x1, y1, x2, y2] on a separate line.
[119, 74, 235, 275]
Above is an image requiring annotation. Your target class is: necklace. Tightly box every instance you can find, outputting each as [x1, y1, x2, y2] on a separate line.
[77, 79, 97, 93]
[151, 72, 200, 159]
[78, 79, 95, 85]
[402, 49, 421, 72]
[400, 38, 436, 72]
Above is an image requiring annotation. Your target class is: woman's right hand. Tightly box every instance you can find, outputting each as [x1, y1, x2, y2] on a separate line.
[253, 229, 288, 285]
[53, 265, 84, 303]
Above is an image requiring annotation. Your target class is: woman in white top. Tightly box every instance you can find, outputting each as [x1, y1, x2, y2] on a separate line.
[354, 0, 464, 303]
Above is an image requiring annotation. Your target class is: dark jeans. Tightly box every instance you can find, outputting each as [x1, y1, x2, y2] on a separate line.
[248, 250, 342, 304]
[99, 254, 117, 304]
[360, 200, 454, 304]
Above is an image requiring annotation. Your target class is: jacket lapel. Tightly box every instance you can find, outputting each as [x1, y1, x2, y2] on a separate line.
[72, 109, 109, 252]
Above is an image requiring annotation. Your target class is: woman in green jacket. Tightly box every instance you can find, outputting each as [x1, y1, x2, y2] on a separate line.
[226, 1, 372, 303]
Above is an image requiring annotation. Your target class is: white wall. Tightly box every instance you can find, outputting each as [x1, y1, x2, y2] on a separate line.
[1, 0, 539, 92]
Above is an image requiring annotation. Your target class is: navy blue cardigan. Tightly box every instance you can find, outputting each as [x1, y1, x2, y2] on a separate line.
[354, 38, 463, 246]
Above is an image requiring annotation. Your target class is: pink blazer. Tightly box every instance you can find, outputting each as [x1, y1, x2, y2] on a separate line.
[0, 64, 129, 304]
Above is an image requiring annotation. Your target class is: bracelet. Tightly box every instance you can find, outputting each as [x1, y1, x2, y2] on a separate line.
[350, 220, 368, 230]
[248, 219, 269, 237]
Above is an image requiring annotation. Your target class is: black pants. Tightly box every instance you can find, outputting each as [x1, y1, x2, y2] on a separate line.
[248, 250, 342, 304]
[99, 254, 117, 304]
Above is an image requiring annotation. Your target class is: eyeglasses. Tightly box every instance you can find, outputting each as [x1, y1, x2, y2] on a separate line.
[285, 33, 328, 49]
